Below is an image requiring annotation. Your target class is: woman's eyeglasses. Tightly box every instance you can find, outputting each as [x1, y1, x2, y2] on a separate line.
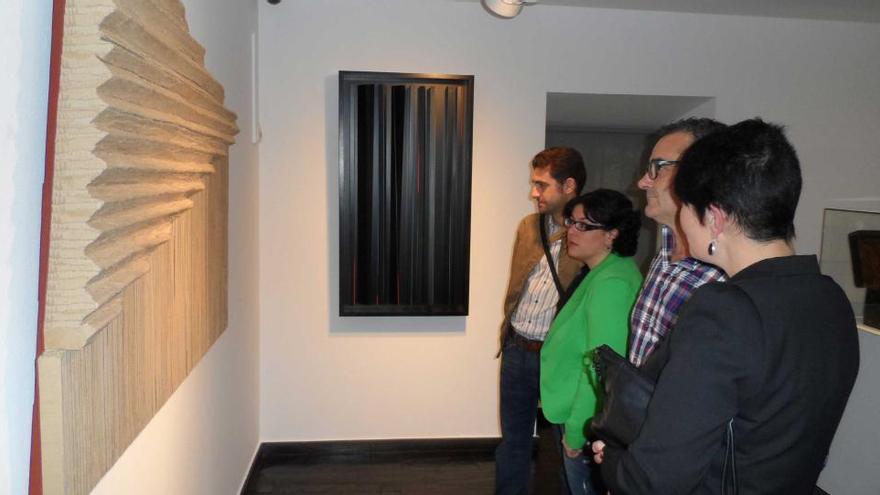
[646, 158, 680, 179]
[564, 217, 606, 232]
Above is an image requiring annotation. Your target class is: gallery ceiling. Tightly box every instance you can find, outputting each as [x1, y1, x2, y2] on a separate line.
[464, 0, 880, 23]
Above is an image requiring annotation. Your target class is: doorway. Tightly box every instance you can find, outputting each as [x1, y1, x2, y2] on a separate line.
[545, 93, 715, 271]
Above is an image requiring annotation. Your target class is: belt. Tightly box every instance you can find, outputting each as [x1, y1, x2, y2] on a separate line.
[510, 330, 543, 352]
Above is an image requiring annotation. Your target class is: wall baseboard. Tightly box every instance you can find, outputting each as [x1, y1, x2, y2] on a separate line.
[237, 441, 262, 494]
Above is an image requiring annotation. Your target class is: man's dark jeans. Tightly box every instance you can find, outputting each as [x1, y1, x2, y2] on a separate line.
[495, 342, 541, 495]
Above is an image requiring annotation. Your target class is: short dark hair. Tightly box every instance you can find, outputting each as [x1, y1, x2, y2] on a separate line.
[654, 117, 727, 142]
[531, 147, 586, 192]
[673, 118, 802, 242]
[564, 189, 641, 257]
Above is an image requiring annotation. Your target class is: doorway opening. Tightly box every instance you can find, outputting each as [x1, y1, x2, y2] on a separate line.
[545, 93, 715, 271]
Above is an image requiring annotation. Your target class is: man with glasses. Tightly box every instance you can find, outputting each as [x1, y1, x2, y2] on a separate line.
[496, 147, 586, 495]
[628, 119, 727, 367]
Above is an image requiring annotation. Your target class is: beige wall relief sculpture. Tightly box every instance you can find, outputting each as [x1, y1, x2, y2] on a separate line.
[39, 0, 238, 493]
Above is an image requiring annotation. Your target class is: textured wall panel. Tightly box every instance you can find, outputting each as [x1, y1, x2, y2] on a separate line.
[38, 0, 237, 492]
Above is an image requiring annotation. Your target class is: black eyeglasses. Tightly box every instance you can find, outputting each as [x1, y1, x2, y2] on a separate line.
[564, 217, 606, 232]
[645, 158, 680, 179]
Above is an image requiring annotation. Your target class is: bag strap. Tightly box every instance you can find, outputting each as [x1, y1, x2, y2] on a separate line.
[558, 266, 589, 312]
[719, 282, 762, 495]
[539, 214, 565, 299]
[722, 419, 739, 495]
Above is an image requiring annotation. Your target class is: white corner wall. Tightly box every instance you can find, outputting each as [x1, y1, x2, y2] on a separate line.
[258, 0, 880, 448]
[91, 0, 261, 493]
[0, 1, 51, 493]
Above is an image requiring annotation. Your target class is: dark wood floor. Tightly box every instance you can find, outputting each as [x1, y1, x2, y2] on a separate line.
[241, 416, 562, 494]
[241, 417, 832, 494]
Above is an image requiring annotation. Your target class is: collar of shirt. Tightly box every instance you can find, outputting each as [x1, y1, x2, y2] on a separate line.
[659, 224, 707, 270]
[658, 224, 674, 266]
[547, 214, 562, 241]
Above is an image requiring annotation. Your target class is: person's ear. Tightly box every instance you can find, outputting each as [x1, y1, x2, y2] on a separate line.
[606, 228, 619, 249]
[707, 204, 728, 237]
[563, 177, 577, 195]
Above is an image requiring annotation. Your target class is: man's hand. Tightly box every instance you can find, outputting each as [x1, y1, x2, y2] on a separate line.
[591, 440, 606, 464]
[561, 436, 583, 458]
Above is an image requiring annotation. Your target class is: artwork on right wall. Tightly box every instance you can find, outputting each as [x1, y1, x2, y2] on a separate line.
[820, 207, 880, 333]
[848, 230, 880, 328]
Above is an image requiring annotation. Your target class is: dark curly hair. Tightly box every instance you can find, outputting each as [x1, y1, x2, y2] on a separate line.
[564, 189, 641, 256]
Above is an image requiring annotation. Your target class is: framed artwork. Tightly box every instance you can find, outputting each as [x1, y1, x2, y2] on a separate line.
[338, 71, 474, 316]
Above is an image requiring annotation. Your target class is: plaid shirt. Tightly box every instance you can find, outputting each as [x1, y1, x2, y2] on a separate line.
[628, 225, 726, 367]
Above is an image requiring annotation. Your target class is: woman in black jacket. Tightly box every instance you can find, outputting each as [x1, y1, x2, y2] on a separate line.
[592, 119, 860, 494]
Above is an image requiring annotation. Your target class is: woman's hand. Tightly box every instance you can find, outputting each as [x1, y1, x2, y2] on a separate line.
[592, 440, 606, 464]
[561, 436, 583, 458]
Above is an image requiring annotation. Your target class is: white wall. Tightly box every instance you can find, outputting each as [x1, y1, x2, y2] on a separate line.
[820, 330, 880, 495]
[91, 0, 261, 493]
[258, 0, 880, 447]
[0, 1, 51, 493]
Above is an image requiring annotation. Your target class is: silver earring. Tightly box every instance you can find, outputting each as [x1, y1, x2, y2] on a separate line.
[708, 240, 717, 256]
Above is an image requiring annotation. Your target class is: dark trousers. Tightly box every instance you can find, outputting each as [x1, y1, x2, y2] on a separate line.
[495, 342, 541, 495]
[552, 424, 601, 495]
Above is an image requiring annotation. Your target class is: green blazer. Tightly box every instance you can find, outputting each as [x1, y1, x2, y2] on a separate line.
[540, 252, 643, 449]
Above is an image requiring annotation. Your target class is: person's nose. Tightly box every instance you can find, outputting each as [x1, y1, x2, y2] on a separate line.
[530, 186, 540, 199]
[637, 172, 653, 190]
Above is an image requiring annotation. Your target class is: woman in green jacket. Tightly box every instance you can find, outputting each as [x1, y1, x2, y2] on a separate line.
[540, 189, 643, 495]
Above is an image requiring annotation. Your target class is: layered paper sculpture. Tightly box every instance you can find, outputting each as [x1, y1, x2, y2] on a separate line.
[39, 0, 238, 492]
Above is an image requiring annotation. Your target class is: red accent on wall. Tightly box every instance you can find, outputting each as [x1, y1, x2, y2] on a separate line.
[30, 0, 67, 493]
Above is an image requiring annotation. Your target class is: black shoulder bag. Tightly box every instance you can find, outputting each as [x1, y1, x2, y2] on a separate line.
[589, 346, 739, 494]
[589, 344, 656, 447]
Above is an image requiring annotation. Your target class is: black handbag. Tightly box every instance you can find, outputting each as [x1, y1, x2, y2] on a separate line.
[589, 344, 739, 494]
[588, 344, 656, 448]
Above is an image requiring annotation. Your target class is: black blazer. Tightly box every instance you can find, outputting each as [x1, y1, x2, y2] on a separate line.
[601, 255, 860, 494]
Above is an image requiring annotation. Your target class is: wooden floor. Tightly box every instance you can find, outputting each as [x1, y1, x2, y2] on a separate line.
[241, 417, 832, 494]
[241, 417, 563, 494]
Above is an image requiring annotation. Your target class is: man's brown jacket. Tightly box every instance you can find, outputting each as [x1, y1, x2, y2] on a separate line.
[498, 213, 583, 350]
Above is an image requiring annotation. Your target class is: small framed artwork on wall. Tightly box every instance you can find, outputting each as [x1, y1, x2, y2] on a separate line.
[338, 71, 474, 316]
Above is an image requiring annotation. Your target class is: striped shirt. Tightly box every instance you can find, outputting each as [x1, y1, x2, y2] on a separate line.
[509, 217, 562, 341]
[628, 225, 726, 367]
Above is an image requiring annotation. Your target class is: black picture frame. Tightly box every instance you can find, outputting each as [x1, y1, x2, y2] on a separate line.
[338, 71, 474, 316]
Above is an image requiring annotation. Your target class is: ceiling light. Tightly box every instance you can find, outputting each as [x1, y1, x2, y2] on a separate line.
[483, 0, 538, 19]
